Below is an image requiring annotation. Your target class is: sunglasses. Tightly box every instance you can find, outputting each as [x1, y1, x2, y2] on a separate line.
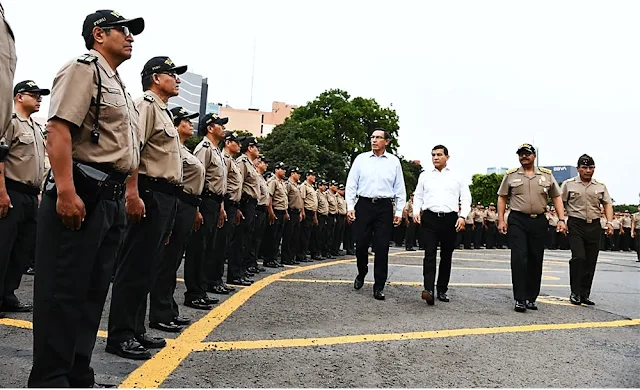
[103, 25, 132, 36]
[579, 165, 595, 169]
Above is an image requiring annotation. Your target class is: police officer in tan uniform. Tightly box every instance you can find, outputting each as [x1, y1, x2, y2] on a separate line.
[620, 211, 632, 251]
[29, 10, 144, 387]
[497, 143, 567, 313]
[300, 169, 319, 260]
[610, 215, 621, 251]
[632, 210, 640, 262]
[403, 194, 416, 251]
[340, 183, 355, 255]
[0, 3, 16, 151]
[0, 81, 48, 315]
[561, 154, 614, 305]
[263, 162, 288, 267]
[334, 183, 348, 256]
[316, 180, 331, 258]
[183, 113, 227, 307]
[107, 56, 187, 360]
[232, 136, 261, 283]
[147, 107, 204, 332]
[485, 203, 498, 249]
[325, 180, 339, 257]
[251, 155, 270, 269]
[282, 166, 304, 264]
[463, 207, 475, 249]
[211, 130, 244, 288]
[472, 203, 485, 249]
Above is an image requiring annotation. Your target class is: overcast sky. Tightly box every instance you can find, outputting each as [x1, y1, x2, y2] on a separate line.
[4, 0, 639, 204]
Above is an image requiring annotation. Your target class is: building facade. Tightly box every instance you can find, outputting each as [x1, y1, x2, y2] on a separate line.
[216, 101, 297, 137]
[168, 71, 208, 129]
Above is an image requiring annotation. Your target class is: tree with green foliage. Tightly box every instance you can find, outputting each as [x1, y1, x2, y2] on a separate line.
[613, 204, 638, 213]
[469, 173, 504, 206]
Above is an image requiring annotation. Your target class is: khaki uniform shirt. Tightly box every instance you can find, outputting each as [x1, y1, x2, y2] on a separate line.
[136, 91, 182, 183]
[405, 200, 413, 218]
[268, 177, 288, 211]
[472, 209, 485, 223]
[621, 216, 632, 229]
[258, 175, 269, 206]
[317, 190, 329, 215]
[224, 151, 242, 202]
[2, 114, 46, 188]
[547, 214, 559, 227]
[286, 179, 303, 210]
[633, 213, 640, 230]
[337, 194, 347, 215]
[193, 138, 226, 196]
[237, 154, 260, 200]
[464, 210, 474, 225]
[497, 167, 561, 215]
[47, 49, 140, 173]
[326, 190, 338, 214]
[300, 181, 318, 212]
[485, 209, 498, 222]
[179, 144, 205, 195]
[561, 177, 612, 222]
[600, 216, 608, 230]
[611, 218, 620, 230]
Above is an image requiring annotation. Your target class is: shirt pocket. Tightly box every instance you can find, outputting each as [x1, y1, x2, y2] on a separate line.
[161, 124, 179, 153]
[17, 133, 35, 155]
[509, 181, 524, 195]
[101, 88, 126, 108]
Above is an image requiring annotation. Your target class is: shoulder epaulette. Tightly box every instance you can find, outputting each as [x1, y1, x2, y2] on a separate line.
[565, 177, 577, 182]
[505, 167, 518, 174]
[77, 54, 98, 64]
[592, 178, 604, 185]
[143, 94, 155, 103]
[11, 113, 16, 118]
[539, 167, 552, 174]
[202, 140, 210, 148]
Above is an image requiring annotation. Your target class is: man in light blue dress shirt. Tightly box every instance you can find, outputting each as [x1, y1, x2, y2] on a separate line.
[346, 128, 406, 300]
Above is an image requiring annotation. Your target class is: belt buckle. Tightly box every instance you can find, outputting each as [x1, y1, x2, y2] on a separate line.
[371, 198, 377, 203]
[586, 218, 592, 223]
[529, 214, 537, 218]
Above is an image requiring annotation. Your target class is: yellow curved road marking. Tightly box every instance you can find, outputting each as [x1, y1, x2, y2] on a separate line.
[198, 318, 640, 351]
[276, 278, 570, 288]
[119, 259, 353, 389]
[0, 318, 111, 339]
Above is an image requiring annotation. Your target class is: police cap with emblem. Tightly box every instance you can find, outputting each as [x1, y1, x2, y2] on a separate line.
[288, 166, 300, 175]
[82, 10, 144, 46]
[306, 169, 317, 177]
[338, 184, 345, 190]
[198, 113, 229, 135]
[577, 154, 595, 167]
[241, 136, 261, 149]
[169, 106, 198, 122]
[274, 162, 287, 171]
[516, 143, 536, 155]
[13, 80, 50, 97]
[141, 56, 188, 78]
[224, 131, 240, 143]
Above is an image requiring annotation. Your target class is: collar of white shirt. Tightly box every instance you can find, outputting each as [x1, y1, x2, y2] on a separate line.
[369, 151, 388, 158]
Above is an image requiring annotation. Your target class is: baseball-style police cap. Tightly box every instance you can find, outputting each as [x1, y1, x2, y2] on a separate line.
[288, 166, 301, 175]
[306, 169, 317, 177]
[338, 184, 345, 190]
[329, 180, 338, 186]
[516, 143, 536, 155]
[274, 162, 287, 170]
[170, 106, 198, 122]
[141, 56, 187, 78]
[577, 154, 595, 167]
[13, 80, 50, 97]
[82, 10, 144, 42]
[198, 113, 229, 135]
[318, 180, 327, 186]
[224, 131, 240, 143]
[241, 136, 261, 148]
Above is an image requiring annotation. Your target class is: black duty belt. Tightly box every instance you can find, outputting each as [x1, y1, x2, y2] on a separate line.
[178, 191, 201, 207]
[256, 205, 267, 212]
[224, 194, 240, 208]
[139, 174, 182, 196]
[77, 161, 129, 184]
[5, 178, 40, 196]
[289, 208, 301, 213]
[73, 161, 127, 201]
[201, 189, 224, 204]
[241, 194, 258, 204]
[359, 196, 393, 204]
[512, 210, 545, 219]
[426, 209, 457, 218]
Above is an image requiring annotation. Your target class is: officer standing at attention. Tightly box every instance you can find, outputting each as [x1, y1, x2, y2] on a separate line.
[28, 10, 144, 387]
[620, 211, 632, 251]
[497, 143, 567, 313]
[183, 113, 227, 308]
[632, 209, 640, 262]
[316, 180, 331, 259]
[0, 81, 48, 315]
[232, 136, 261, 283]
[107, 56, 187, 360]
[403, 194, 416, 251]
[346, 128, 406, 300]
[211, 131, 244, 289]
[472, 203, 485, 249]
[0, 2, 16, 146]
[485, 203, 498, 249]
[251, 155, 270, 268]
[281, 166, 304, 265]
[334, 183, 348, 256]
[262, 162, 288, 267]
[326, 180, 340, 257]
[147, 107, 204, 332]
[463, 207, 475, 249]
[299, 170, 319, 260]
[561, 154, 614, 305]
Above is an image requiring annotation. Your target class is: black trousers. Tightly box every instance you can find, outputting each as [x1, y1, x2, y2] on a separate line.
[354, 198, 393, 291]
[108, 190, 177, 344]
[333, 214, 346, 253]
[464, 224, 474, 249]
[300, 208, 315, 257]
[568, 217, 601, 298]
[231, 198, 257, 277]
[421, 211, 458, 293]
[621, 229, 632, 251]
[547, 225, 558, 249]
[609, 230, 620, 251]
[405, 220, 417, 250]
[485, 221, 497, 249]
[212, 202, 237, 284]
[326, 214, 337, 254]
[263, 209, 286, 262]
[0, 190, 37, 309]
[636, 231, 640, 260]
[251, 206, 267, 264]
[183, 197, 220, 301]
[149, 199, 197, 324]
[282, 208, 301, 263]
[343, 220, 355, 254]
[474, 222, 483, 248]
[29, 193, 125, 388]
[393, 224, 405, 246]
[317, 214, 329, 256]
[508, 211, 547, 302]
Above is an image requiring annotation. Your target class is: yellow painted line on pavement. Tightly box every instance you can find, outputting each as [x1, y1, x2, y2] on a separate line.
[276, 278, 570, 288]
[119, 259, 353, 389]
[360, 261, 563, 274]
[0, 318, 118, 339]
[198, 318, 640, 352]
[390, 254, 568, 266]
[537, 296, 578, 307]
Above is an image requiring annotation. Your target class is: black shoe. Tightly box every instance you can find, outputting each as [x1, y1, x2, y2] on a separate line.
[256, 266, 266, 272]
[221, 283, 235, 292]
[210, 285, 230, 295]
[292, 260, 301, 265]
[25, 267, 35, 276]
[580, 296, 595, 306]
[274, 260, 285, 267]
[263, 261, 279, 268]
[373, 290, 385, 300]
[247, 266, 260, 274]
[244, 271, 255, 277]
[346, 251, 355, 256]
[421, 290, 435, 305]
[337, 250, 346, 256]
[242, 277, 254, 284]
[406, 247, 416, 251]
[135, 333, 166, 349]
[0, 302, 33, 312]
[105, 339, 150, 360]
[514, 301, 527, 312]
[228, 278, 252, 286]
[173, 316, 191, 326]
[570, 293, 582, 305]
[353, 276, 365, 290]
[203, 296, 219, 305]
[93, 383, 117, 388]
[525, 301, 538, 310]
[312, 255, 323, 260]
[184, 298, 213, 310]
[149, 321, 184, 333]
[437, 292, 449, 302]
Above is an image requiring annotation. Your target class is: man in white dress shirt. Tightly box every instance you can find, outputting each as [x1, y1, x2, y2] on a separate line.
[413, 145, 471, 305]
[346, 128, 406, 301]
